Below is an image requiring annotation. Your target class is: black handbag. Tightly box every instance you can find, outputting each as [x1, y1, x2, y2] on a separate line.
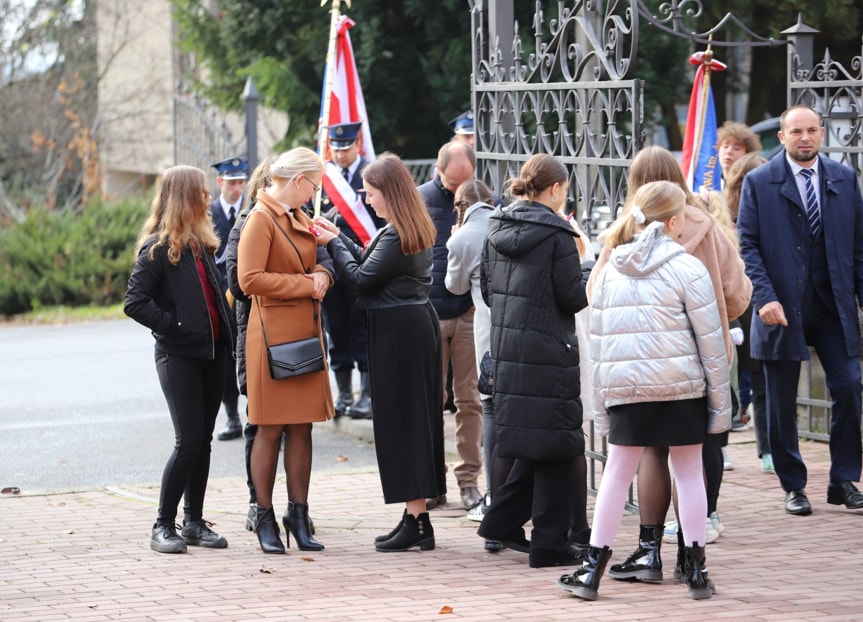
[477, 350, 494, 394]
[254, 209, 326, 380]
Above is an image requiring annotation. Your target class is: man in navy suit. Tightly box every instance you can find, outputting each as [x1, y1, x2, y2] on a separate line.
[209, 156, 248, 440]
[738, 105, 863, 515]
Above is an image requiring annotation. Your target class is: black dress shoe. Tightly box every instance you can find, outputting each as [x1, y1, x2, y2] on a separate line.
[425, 494, 447, 510]
[499, 531, 531, 553]
[785, 489, 812, 515]
[827, 481, 863, 509]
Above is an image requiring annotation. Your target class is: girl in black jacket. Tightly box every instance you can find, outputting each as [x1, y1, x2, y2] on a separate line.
[125, 165, 236, 554]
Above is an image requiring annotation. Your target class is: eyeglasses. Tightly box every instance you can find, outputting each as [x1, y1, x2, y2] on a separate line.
[302, 175, 321, 193]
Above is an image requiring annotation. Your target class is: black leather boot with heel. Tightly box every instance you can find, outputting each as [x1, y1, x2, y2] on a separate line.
[251, 504, 285, 554]
[375, 512, 435, 552]
[557, 545, 613, 601]
[285, 502, 324, 551]
[607, 524, 663, 582]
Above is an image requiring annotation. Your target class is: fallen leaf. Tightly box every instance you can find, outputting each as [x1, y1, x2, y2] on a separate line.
[438, 605, 453, 614]
[88, 604, 98, 609]
[64, 529, 76, 535]
[336, 455, 348, 462]
[1, 487, 20, 495]
[300, 556, 315, 562]
[259, 566, 276, 574]
[48, 501, 66, 507]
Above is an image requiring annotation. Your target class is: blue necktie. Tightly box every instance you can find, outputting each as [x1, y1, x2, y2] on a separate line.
[342, 167, 351, 183]
[800, 168, 820, 238]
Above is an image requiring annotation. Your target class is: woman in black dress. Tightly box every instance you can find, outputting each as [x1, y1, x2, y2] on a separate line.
[313, 153, 445, 552]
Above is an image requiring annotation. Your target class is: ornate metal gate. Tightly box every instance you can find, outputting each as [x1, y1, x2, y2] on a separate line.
[172, 82, 249, 189]
[470, 1, 863, 494]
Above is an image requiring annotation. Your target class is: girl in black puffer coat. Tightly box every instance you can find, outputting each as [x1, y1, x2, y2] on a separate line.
[477, 154, 591, 568]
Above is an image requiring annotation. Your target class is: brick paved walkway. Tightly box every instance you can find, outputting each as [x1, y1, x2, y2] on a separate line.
[1, 421, 861, 621]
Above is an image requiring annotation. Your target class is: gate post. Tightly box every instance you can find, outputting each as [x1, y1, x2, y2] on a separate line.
[782, 14, 819, 107]
[243, 77, 260, 171]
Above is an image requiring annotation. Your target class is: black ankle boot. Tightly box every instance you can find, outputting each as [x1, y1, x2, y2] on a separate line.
[673, 528, 686, 581]
[284, 502, 324, 551]
[683, 542, 715, 600]
[557, 545, 613, 601]
[375, 510, 406, 543]
[375, 512, 435, 552]
[607, 524, 663, 582]
[251, 504, 285, 554]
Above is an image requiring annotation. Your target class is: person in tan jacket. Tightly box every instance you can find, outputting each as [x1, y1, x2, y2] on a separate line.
[238, 148, 335, 554]
[587, 146, 751, 584]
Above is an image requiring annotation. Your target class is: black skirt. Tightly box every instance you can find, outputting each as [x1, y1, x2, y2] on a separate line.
[608, 397, 707, 446]
[365, 302, 446, 504]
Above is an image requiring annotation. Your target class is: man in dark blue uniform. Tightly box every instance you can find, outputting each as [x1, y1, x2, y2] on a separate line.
[209, 156, 248, 440]
[450, 110, 475, 149]
[321, 122, 383, 418]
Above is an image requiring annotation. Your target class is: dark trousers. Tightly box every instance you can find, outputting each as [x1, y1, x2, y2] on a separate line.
[322, 281, 368, 372]
[154, 348, 226, 523]
[762, 295, 862, 492]
[221, 356, 239, 412]
[478, 457, 575, 555]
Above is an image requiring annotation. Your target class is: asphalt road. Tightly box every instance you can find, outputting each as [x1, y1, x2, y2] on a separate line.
[0, 318, 378, 493]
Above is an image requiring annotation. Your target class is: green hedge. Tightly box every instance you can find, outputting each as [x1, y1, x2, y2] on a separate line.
[0, 199, 148, 317]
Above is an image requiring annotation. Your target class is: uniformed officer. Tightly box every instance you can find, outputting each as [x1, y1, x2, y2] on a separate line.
[209, 156, 248, 440]
[321, 122, 383, 419]
[450, 110, 475, 149]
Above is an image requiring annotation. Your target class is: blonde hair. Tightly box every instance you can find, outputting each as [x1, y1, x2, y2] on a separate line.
[723, 152, 767, 222]
[603, 180, 686, 248]
[242, 155, 277, 212]
[702, 189, 738, 249]
[270, 147, 324, 181]
[362, 153, 436, 254]
[136, 165, 219, 265]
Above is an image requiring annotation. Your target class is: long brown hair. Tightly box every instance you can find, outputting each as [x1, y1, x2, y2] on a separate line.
[454, 179, 493, 226]
[361, 153, 436, 254]
[136, 165, 219, 264]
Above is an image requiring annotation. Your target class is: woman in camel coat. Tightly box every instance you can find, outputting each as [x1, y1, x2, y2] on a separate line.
[238, 147, 334, 554]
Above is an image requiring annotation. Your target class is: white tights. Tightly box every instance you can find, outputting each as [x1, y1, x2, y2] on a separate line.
[590, 444, 706, 548]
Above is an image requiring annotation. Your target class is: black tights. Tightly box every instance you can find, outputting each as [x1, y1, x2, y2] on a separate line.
[636, 434, 725, 525]
[251, 423, 313, 510]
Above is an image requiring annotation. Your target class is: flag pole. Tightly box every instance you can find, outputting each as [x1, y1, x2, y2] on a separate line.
[315, 0, 351, 216]
[692, 36, 714, 181]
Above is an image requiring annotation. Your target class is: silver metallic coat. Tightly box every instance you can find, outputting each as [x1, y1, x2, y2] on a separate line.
[589, 222, 732, 437]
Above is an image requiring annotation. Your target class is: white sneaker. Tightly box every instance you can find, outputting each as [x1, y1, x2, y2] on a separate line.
[662, 521, 678, 543]
[708, 511, 725, 537]
[722, 448, 734, 471]
[704, 517, 720, 544]
[467, 494, 489, 523]
[664, 517, 721, 544]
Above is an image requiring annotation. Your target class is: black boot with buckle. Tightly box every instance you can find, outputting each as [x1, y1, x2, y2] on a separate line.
[607, 524, 663, 582]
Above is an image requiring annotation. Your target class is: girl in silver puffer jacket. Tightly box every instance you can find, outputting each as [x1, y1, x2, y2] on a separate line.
[558, 180, 731, 602]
